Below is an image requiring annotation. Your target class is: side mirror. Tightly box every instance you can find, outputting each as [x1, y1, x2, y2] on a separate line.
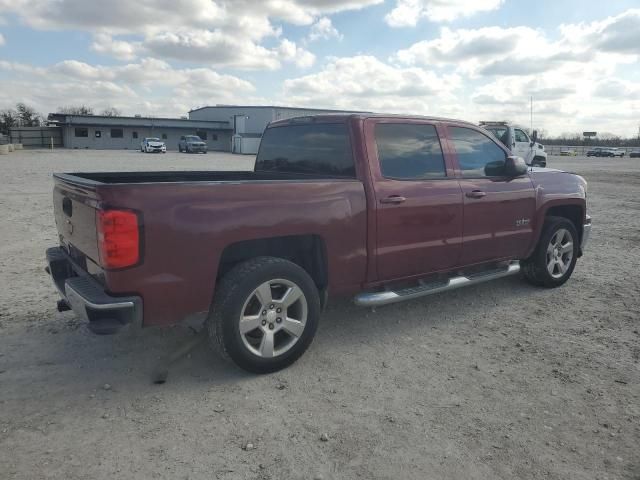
[505, 155, 528, 177]
[530, 129, 538, 146]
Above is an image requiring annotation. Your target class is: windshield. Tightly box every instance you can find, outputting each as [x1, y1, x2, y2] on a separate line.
[186, 136, 201, 141]
[484, 127, 510, 148]
[146, 138, 160, 142]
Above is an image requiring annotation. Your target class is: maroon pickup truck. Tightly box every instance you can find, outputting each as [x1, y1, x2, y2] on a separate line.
[46, 114, 591, 373]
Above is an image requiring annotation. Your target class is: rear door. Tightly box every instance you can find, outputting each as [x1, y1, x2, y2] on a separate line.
[445, 125, 535, 265]
[364, 119, 463, 281]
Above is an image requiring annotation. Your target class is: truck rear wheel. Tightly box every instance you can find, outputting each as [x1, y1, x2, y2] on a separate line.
[207, 256, 320, 374]
[522, 216, 578, 288]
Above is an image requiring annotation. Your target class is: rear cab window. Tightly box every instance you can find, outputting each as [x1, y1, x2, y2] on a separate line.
[256, 122, 355, 178]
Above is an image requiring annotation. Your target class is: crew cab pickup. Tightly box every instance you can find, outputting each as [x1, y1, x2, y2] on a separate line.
[46, 114, 591, 373]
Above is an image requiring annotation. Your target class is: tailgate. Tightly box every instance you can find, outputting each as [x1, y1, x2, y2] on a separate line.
[53, 175, 101, 267]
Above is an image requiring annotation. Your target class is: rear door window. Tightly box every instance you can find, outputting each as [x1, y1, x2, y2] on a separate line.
[375, 123, 446, 180]
[256, 123, 355, 177]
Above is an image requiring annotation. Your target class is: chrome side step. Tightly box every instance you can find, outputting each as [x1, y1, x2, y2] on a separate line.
[354, 261, 521, 307]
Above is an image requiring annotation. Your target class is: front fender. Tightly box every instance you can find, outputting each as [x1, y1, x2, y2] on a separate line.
[524, 171, 587, 258]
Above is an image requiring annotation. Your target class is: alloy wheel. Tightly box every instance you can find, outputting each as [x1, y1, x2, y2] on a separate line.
[238, 279, 308, 358]
[546, 228, 574, 279]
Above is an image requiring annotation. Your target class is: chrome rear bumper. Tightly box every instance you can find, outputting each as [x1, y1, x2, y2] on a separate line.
[46, 247, 142, 334]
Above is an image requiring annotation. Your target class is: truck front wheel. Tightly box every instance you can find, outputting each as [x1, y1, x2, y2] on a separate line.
[532, 156, 546, 167]
[207, 256, 320, 374]
[522, 216, 578, 288]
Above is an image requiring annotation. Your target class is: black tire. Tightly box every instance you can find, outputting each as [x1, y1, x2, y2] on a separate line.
[178, 145, 182, 152]
[533, 156, 546, 167]
[522, 216, 579, 288]
[207, 256, 320, 374]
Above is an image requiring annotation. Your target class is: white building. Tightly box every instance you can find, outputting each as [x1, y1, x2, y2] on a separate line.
[47, 105, 363, 153]
[48, 113, 232, 151]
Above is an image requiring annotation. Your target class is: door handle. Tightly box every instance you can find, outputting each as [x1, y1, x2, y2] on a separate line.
[380, 195, 406, 204]
[465, 190, 486, 199]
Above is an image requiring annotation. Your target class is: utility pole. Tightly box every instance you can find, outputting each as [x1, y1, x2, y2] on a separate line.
[530, 96, 533, 133]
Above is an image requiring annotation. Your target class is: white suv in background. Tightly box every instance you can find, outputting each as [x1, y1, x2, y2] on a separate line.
[480, 121, 548, 167]
[608, 148, 625, 157]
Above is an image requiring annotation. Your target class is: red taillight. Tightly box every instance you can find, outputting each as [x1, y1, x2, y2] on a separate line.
[96, 209, 140, 269]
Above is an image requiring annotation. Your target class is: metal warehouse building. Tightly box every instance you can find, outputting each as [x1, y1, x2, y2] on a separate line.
[188, 105, 360, 154]
[47, 105, 360, 153]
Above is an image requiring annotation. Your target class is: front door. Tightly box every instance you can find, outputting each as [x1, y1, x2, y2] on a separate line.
[513, 128, 534, 164]
[365, 119, 464, 281]
[446, 125, 536, 265]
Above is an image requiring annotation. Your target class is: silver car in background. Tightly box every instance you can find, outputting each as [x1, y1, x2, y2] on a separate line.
[141, 137, 167, 153]
[178, 135, 207, 153]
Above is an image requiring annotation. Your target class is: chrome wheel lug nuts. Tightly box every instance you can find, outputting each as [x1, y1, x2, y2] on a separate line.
[261, 320, 267, 326]
[268, 323, 274, 330]
[276, 308, 282, 313]
[262, 310, 267, 316]
[269, 304, 275, 309]
[276, 317, 282, 323]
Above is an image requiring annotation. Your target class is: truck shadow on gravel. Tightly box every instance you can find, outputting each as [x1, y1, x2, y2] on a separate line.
[3, 275, 549, 392]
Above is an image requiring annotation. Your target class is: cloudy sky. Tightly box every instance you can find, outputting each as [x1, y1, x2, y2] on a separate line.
[0, 0, 639, 136]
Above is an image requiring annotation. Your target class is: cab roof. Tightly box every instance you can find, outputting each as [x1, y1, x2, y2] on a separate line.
[268, 113, 478, 128]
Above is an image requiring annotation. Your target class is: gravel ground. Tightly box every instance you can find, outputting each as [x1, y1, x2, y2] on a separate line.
[0, 149, 638, 480]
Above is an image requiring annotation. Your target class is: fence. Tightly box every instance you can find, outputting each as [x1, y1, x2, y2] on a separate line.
[544, 145, 639, 155]
[8, 127, 63, 148]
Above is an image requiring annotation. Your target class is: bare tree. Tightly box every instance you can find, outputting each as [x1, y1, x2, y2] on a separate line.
[0, 108, 18, 133]
[100, 107, 121, 117]
[598, 132, 620, 141]
[15, 103, 42, 127]
[57, 105, 94, 115]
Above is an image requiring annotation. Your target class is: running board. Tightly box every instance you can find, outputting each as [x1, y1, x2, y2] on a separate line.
[354, 261, 521, 307]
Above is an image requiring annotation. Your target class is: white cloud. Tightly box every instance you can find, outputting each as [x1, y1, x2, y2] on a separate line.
[592, 79, 640, 100]
[469, 69, 640, 136]
[0, 0, 382, 35]
[277, 39, 316, 68]
[142, 30, 281, 70]
[308, 17, 343, 42]
[394, 17, 638, 78]
[0, 32, 4, 46]
[385, 0, 504, 26]
[283, 55, 462, 115]
[91, 34, 139, 61]
[139, 30, 315, 70]
[560, 9, 640, 55]
[0, 0, 359, 69]
[0, 59, 255, 117]
[394, 26, 546, 72]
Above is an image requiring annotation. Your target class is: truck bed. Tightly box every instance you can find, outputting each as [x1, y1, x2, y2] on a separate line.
[51, 169, 369, 327]
[56, 170, 348, 185]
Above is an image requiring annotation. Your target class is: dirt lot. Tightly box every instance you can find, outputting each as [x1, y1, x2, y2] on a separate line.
[0, 149, 638, 480]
